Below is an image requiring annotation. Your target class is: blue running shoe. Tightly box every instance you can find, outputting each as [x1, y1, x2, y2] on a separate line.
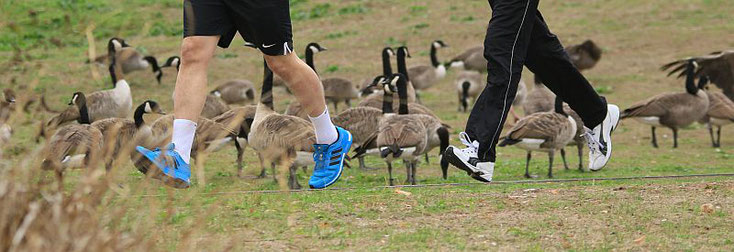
[309, 127, 352, 189]
[135, 143, 191, 189]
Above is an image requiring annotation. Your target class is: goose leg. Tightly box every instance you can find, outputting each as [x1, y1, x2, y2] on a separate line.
[387, 162, 394, 186]
[257, 154, 267, 179]
[235, 140, 245, 178]
[716, 126, 722, 148]
[651, 127, 658, 148]
[560, 148, 569, 170]
[358, 157, 378, 170]
[576, 142, 584, 171]
[404, 161, 411, 184]
[288, 165, 301, 190]
[411, 161, 417, 185]
[548, 150, 554, 178]
[424, 153, 430, 164]
[345, 99, 352, 108]
[672, 128, 678, 148]
[524, 152, 532, 179]
[708, 124, 717, 147]
[333, 100, 339, 112]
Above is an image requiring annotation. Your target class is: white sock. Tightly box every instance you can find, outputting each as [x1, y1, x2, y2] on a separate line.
[308, 107, 338, 144]
[172, 119, 197, 164]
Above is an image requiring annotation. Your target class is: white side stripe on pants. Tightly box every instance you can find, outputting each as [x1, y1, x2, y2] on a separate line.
[484, 0, 532, 159]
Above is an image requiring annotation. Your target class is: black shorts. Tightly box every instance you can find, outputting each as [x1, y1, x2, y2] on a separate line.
[183, 0, 294, 56]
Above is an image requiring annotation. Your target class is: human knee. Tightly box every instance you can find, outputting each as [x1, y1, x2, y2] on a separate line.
[180, 40, 211, 67]
[264, 54, 300, 78]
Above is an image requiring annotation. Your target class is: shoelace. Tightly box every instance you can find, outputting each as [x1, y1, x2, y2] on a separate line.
[312, 145, 329, 170]
[459, 132, 480, 157]
[583, 128, 601, 154]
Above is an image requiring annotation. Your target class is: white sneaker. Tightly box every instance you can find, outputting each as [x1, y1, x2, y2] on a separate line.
[584, 104, 620, 171]
[443, 132, 495, 182]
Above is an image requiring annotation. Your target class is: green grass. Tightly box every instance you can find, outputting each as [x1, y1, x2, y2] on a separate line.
[2, 0, 734, 250]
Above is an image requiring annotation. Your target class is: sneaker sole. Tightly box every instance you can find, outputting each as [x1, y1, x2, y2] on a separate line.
[444, 147, 476, 176]
[310, 131, 352, 189]
[444, 146, 491, 183]
[590, 105, 620, 171]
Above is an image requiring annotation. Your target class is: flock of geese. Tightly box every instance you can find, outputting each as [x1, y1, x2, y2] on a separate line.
[2, 35, 734, 188]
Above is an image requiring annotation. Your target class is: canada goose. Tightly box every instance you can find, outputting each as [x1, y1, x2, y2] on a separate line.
[565, 40, 602, 71]
[662, 50, 734, 100]
[201, 94, 230, 119]
[358, 46, 418, 106]
[212, 79, 256, 105]
[41, 92, 104, 184]
[91, 100, 166, 170]
[456, 70, 485, 112]
[249, 61, 317, 190]
[622, 60, 709, 148]
[521, 83, 587, 170]
[698, 78, 734, 147]
[88, 38, 162, 83]
[272, 42, 327, 91]
[359, 47, 396, 96]
[360, 74, 448, 185]
[211, 105, 257, 178]
[498, 96, 577, 178]
[372, 75, 427, 185]
[407, 40, 448, 92]
[332, 105, 384, 170]
[447, 46, 487, 72]
[41, 38, 133, 136]
[523, 80, 556, 115]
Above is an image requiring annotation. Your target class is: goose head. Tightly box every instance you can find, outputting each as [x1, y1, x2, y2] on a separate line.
[397, 46, 411, 58]
[382, 47, 395, 57]
[68, 92, 86, 107]
[162, 56, 181, 70]
[3, 88, 15, 103]
[432, 40, 448, 49]
[108, 37, 129, 53]
[143, 100, 166, 115]
[307, 42, 327, 54]
[360, 76, 387, 96]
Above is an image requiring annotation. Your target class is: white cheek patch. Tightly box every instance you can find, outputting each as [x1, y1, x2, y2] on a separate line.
[213, 91, 222, 97]
[144, 102, 152, 113]
[388, 50, 395, 56]
[112, 40, 123, 50]
[310, 46, 319, 54]
[72, 94, 78, 104]
[433, 42, 440, 48]
[172, 58, 180, 66]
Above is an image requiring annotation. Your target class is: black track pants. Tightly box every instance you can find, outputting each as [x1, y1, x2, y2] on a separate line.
[465, 0, 607, 162]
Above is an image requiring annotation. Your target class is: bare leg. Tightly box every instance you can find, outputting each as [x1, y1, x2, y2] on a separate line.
[560, 148, 569, 170]
[672, 128, 678, 148]
[264, 53, 327, 117]
[358, 157, 378, 170]
[716, 126, 722, 148]
[651, 126, 658, 148]
[174, 36, 220, 121]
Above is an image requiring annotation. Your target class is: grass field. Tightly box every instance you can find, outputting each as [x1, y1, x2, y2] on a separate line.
[1, 0, 734, 250]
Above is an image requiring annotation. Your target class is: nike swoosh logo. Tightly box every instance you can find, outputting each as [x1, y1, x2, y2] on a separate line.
[262, 44, 276, 48]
